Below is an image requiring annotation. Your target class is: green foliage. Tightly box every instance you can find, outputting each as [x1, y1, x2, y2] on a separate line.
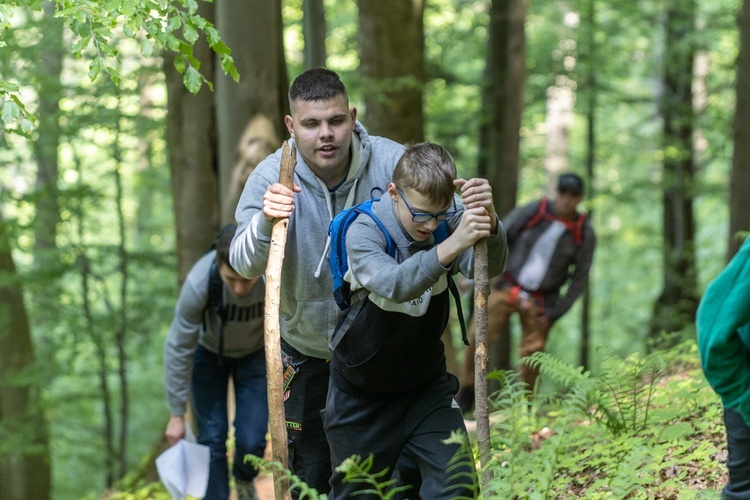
[244, 454, 327, 499]
[526, 347, 667, 436]
[113, 344, 726, 499]
[442, 430, 481, 500]
[335, 454, 410, 499]
[1, 0, 238, 131]
[0, 80, 35, 133]
[480, 342, 726, 498]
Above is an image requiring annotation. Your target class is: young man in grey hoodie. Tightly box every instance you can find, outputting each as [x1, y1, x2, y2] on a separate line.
[230, 68, 405, 495]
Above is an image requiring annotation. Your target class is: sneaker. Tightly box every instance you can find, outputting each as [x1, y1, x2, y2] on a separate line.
[235, 480, 257, 500]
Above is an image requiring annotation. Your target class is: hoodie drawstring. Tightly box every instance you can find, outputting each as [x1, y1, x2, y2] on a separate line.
[314, 178, 359, 278]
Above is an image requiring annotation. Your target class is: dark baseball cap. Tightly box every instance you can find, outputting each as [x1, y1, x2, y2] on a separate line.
[557, 173, 584, 196]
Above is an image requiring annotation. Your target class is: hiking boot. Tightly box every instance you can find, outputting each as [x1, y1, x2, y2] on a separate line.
[235, 480, 257, 500]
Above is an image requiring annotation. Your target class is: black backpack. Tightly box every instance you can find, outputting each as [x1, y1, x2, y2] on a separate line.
[202, 224, 237, 362]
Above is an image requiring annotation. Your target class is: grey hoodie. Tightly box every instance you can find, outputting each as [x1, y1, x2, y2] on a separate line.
[164, 251, 265, 416]
[330, 196, 508, 393]
[230, 121, 405, 359]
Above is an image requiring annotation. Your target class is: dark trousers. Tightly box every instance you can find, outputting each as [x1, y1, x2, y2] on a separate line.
[325, 373, 476, 499]
[191, 345, 268, 500]
[724, 408, 750, 498]
[281, 341, 332, 497]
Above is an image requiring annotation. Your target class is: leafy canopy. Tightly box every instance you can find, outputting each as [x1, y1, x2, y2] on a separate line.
[0, 0, 238, 132]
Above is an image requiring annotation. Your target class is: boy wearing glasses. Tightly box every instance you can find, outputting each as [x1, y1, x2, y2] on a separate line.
[324, 142, 507, 499]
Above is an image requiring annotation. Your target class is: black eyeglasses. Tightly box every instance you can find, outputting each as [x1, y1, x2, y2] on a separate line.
[397, 188, 456, 223]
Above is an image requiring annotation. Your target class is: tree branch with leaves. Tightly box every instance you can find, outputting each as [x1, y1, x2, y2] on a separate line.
[0, 0, 238, 132]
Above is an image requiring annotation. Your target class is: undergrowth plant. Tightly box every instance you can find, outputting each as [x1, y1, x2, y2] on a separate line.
[111, 343, 726, 499]
[244, 455, 326, 499]
[479, 341, 726, 498]
[244, 432, 478, 500]
[525, 346, 668, 436]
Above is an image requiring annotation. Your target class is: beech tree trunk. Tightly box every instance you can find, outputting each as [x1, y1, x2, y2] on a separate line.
[728, 0, 750, 260]
[580, 0, 598, 371]
[479, 0, 527, 217]
[649, 0, 700, 343]
[303, 0, 327, 69]
[32, 0, 63, 258]
[216, 0, 289, 225]
[478, 0, 527, 374]
[0, 213, 52, 500]
[357, 0, 425, 144]
[164, 1, 219, 282]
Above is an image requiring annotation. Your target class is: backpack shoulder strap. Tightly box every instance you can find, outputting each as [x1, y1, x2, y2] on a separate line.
[204, 260, 227, 362]
[523, 197, 551, 230]
[524, 198, 586, 247]
[573, 212, 586, 246]
[433, 221, 468, 346]
[354, 201, 396, 258]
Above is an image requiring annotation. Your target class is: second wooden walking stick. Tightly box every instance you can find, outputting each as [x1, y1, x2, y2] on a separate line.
[473, 237, 492, 487]
[264, 140, 296, 499]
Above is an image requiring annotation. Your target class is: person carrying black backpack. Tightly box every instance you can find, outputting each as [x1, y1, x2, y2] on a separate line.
[164, 225, 267, 500]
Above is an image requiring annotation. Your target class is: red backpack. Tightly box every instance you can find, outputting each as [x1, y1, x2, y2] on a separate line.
[523, 198, 586, 246]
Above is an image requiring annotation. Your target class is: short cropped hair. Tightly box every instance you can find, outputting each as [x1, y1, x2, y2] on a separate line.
[288, 67, 348, 106]
[392, 142, 457, 207]
[215, 224, 237, 268]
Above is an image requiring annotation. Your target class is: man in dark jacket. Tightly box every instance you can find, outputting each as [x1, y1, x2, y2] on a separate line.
[458, 173, 596, 408]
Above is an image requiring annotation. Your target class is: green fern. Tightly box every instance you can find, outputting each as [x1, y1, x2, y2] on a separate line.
[334, 454, 410, 499]
[244, 454, 326, 499]
[442, 430, 480, 500]
[524, 347, 667, 436]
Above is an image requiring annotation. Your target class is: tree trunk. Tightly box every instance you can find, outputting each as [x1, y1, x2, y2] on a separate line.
[479, 0, 527, 218]
[0, 212, 52, 500]
[478, 0, 527, 374]
[164, 1, 220, 282]
[357, 0, 425, 144]
[649, 0, 699, 343]
[112, 110, 130, 479]
[216, 0, 289, 225]
[303, 0, 327, 69]
[728, 0, 750, 261]
[580, 0, 598, 371]
[32, 0, 63, 258]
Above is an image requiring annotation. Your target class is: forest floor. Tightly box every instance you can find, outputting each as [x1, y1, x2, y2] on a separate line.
[252, 408, 728, 499]
[251, 471, 274, 500]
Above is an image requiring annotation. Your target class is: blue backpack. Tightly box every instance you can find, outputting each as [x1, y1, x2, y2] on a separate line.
[327, 189, 468, 344]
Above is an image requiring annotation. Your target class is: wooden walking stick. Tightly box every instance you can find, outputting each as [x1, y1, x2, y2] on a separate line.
[264, 140, 296, 499]
[472, 238, 492, 488]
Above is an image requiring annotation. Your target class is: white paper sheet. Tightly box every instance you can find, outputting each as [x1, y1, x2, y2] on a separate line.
[156, 426, 210, 499]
